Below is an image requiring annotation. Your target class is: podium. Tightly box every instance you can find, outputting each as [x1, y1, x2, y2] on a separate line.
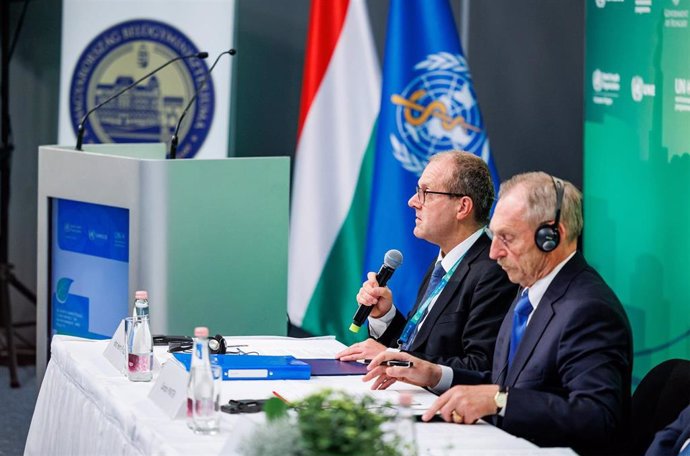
[36, 144, 290, 379]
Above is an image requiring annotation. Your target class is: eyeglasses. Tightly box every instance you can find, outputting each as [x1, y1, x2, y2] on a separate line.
[415, 185, 466, 205]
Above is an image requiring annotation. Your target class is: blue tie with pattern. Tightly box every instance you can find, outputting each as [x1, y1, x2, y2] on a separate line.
[508, 290, 533, 367]
[404, 261, 445, 349]
[421, 261, 445, 304]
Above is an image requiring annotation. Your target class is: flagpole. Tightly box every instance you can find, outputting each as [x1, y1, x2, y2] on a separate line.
[460, 0, 470, 56]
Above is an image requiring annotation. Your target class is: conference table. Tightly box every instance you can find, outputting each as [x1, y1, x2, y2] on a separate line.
[24, 335, 577, 455]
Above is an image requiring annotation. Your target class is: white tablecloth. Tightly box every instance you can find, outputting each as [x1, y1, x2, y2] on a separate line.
[24, 336, 574, 456]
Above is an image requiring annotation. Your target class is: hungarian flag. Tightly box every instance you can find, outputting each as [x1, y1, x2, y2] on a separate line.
[287, 0, 381, 344]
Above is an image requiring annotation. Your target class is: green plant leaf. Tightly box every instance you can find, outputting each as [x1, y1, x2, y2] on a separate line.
[264, 397, 289, 421]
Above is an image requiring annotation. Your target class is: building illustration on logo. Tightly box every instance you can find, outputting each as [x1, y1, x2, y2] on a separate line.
[389, 52, 489, 176]
[93, 75, 184, 142]
[69, 20, 213, 158]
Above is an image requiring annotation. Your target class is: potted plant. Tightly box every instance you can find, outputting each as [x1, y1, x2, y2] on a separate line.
[239, 389, 411, 456]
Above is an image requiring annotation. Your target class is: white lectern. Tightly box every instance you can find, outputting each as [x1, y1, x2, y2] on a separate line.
[36, 144, 290, 381]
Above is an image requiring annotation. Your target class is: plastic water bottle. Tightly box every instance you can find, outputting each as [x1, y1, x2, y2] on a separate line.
[126, 291, 153, 382]
[186, 326, 220, 435]
[132, 290, 149, 318]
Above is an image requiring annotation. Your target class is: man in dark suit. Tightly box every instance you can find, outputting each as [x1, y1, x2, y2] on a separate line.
[364, 172, 633, 455]
[337, 151, 516, 381]
[646, 404, 690, 456]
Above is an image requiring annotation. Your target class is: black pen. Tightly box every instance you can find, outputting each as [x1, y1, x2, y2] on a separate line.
[383, 360, 414, 367]
[358, 359, 414, 367]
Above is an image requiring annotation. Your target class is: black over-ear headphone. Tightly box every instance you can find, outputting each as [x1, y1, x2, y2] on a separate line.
[166, 334, 227, 354]
[534, 176, 564, 252]
[208, 334, 227, 354]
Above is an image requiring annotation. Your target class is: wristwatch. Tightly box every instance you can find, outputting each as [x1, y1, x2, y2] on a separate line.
[494, 389, 508, 413]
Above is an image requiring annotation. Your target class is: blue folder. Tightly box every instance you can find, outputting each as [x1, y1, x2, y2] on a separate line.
[173, 353, 311, 381]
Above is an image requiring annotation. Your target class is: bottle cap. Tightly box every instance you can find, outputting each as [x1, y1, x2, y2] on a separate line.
[135, 290, 148, 300]
[398, 392, 413, 407]
[194, 326, 209, 337]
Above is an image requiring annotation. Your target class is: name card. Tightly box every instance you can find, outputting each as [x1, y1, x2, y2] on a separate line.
[103, 319, 126, 375]
[148, 357, 189, 419]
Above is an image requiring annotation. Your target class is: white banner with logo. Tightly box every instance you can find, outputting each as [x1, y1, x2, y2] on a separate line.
[58, 0, 235, 158]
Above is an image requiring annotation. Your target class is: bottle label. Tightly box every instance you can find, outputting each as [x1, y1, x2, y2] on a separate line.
[128, 353, 152, 373]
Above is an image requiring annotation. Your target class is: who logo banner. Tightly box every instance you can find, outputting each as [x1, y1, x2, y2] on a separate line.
[389, 51, 490, 176]
[58, 0, 235, 159]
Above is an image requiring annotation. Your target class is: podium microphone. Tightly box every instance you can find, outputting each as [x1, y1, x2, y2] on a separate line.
[74, 51, 209, 151]
[169, 48, 236, 159]
[349, 249, 403, 333]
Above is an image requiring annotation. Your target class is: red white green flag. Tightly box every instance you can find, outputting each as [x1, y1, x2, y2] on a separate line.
[288, 0, 381, 344]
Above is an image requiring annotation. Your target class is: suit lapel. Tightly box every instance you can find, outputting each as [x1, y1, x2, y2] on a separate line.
[409, 234, 490, 351]
[504, 252, 587, 386]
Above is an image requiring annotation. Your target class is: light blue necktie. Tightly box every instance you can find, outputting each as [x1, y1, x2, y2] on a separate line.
[405, 261, 445, 349]
[508, 290, 533, 367]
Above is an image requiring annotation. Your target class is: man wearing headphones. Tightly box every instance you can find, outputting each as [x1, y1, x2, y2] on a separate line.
[364, 172, 633, 456]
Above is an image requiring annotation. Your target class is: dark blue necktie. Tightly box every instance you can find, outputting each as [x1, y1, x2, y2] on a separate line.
[421, 261, 445, 304]
[508, 290, 533, 367]
[405, 261, 445, 349]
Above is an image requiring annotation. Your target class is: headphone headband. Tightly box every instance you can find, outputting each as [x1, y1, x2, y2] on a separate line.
[534, 176, 564, 252]
[552, 177, 564, 228]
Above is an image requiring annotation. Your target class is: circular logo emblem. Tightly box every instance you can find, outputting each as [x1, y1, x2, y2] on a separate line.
[592, 69, 603, 92]
[69, 19, 214, 158]
[631, 76, 644, 102]
[595, 0, 606, 9]
[390, 53, 488, 176]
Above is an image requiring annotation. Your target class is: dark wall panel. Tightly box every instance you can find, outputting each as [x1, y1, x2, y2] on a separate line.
[467, 0, 584, 187]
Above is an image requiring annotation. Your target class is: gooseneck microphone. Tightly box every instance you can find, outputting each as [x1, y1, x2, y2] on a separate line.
[349, 249, 403, 333]
[74, 51, 209, 151]
[169, 48, 236, 159]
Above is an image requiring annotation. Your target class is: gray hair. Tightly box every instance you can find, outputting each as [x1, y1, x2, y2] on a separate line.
[429, 151, 495, 225]
[498, 171, 583, 242]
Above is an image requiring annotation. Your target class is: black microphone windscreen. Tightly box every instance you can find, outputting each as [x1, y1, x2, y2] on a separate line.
[197, 52, 209, 59]
[228, 49, 237, 55]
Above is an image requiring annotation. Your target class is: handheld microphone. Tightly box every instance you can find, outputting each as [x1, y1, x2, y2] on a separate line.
[74, 51, 209, 151]
[169, 48, 236, 159]
[349, 249, 403, 333]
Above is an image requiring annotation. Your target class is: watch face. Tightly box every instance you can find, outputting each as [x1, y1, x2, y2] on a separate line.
[495, 392, 507, 409]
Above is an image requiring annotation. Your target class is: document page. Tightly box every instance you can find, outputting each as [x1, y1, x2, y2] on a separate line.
[224, 335, 347, 358]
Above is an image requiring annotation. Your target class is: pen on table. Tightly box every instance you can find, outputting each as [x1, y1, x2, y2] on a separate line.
[357, 359, 414, 368]
[272, 390, 290, 404]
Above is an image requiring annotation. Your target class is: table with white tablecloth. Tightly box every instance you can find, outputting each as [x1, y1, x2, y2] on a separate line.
[24, 335, 577, 456]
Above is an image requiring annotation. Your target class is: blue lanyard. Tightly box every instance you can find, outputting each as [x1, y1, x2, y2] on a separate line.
[397, 255, 464, 348]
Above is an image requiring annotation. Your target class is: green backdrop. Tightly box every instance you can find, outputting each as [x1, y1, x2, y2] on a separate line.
[585, 0, 690, 385]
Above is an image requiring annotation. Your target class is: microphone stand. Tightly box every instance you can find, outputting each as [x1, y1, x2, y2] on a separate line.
[169, 49, 236, 159]
[75, 51, 209, 151]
